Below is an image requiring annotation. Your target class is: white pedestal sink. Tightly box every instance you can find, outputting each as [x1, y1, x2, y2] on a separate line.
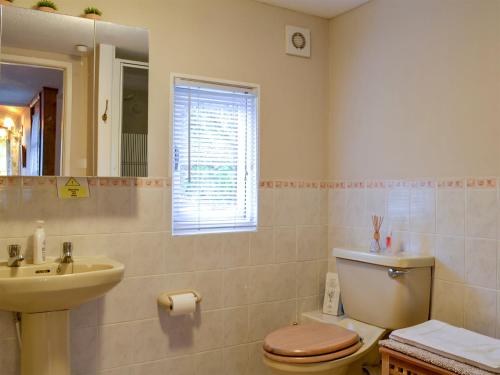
[0, 257, 125, 375]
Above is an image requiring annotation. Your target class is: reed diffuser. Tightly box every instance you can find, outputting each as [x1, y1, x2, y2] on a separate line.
[371, 215, 384, 252]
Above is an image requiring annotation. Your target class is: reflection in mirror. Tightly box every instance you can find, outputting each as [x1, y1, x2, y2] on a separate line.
[0, 5, 95, 176]
[95, 21, 149, 177]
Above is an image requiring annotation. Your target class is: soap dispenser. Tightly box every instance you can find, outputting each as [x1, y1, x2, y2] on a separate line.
[33, 220, 46, 264]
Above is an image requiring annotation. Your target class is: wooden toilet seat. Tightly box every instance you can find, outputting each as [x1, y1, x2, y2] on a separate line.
[263, 322, 362, 364]
[263, 341, 362, 364]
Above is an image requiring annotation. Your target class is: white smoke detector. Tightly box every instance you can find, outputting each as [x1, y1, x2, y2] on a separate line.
[285, 25, 311, 58]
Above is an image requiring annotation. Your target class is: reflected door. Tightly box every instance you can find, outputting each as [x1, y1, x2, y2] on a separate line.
[116, 62, 148, 177]
[29, 97, 41, 175]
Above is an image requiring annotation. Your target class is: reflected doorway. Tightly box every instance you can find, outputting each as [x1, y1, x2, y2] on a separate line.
[0, 63, 63, 176]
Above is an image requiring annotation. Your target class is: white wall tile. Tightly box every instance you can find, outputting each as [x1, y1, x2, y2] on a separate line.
[274, 227, 297, 263]
[0, 339, 20, 375]
[273, 188, 298, 226]
[223, 268, 249, 307]
[297, 188, 320, 225]
[437, 189, 465, 236]
[131, 319, 169, 363]
[464, 286, 496, 337]
[165, 235, 196, 274]
[71, 299, 100, 329]
[435, 236, 465, 283]
[409, 233, 435, 256]
[71, 326, 98, 374]
[496, 291, 500, 339]
[258, 188, 274, 227]
[297, 261, 318, 298]
[387, 187, 410, 231]
[328, 190, 346, 227]
[410, 188, 436, 233]
[247, 341, 271, 375]
[223, 307, 249, 346]
[431, 280, 464, 327]
[223, 345, 249, 375]
[96, 186, 133, 234]
[194, 350, 223, 374]
[465, 238, 497, 289]
[102, 365, 134, 375]
[193, 234, 224, 271]
[467, 189, 497, 239]
[319, 189, 329, 225]
[129, 232, 166, 276]
[98, 323, 135, 369]
[222, 232, 250, 268]
[297, 226, 323, 261]
[130, 187, 166, 232]
[249, 229, 274, 265]
[345, 189, 365, 227]
[132, 356, 194, 375]
[193, 310, 224, 352]
[497, 242, 500, 290]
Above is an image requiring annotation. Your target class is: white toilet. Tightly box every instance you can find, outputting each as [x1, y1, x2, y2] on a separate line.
[262, 248, 435, 375]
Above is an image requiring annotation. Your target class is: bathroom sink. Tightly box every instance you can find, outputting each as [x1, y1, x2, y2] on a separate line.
[0, 256, 124, 313]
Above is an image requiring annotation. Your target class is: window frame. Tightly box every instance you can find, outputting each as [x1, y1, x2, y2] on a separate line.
[169, 73, 260, 236]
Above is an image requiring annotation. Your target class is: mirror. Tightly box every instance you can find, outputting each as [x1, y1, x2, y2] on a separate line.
[0, 5, 149, 177]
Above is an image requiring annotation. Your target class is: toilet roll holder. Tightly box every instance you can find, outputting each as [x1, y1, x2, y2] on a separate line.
[157, 290, 203, 310]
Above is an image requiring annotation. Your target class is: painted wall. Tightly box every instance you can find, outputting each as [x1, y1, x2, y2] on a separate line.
[328, 0, 500, 180]
[12, 0, 330, 180]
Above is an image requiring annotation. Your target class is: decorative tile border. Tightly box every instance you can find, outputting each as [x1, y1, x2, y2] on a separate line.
[366, 181, 386, 189]
[466, 178, 497, 189]
[22, 177, 57, 187]
[437, 179, 465, 189]
[260, 181, 274, 189]
[410, 180, 435, 188]
[0, 176, 499, 190]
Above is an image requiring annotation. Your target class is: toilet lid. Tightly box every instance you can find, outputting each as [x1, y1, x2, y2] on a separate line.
[263, 323, 360, 357]
[263, 340, 362, 364]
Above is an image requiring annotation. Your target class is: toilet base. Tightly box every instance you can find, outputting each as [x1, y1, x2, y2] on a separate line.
[267, 365, 349, 375]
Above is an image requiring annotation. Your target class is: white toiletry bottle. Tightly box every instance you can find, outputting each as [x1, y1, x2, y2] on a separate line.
[33, 220, 46, 264]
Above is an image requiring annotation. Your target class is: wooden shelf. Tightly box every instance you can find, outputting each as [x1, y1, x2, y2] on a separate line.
[380, 347, 457, 375]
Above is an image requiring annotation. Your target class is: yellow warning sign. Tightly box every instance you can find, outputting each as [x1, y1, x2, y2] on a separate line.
[57, 177, 90, 199]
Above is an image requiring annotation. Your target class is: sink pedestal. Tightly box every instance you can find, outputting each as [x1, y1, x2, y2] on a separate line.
[21, 311, 70, 375]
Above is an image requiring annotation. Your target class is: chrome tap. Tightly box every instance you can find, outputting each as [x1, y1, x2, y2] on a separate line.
[60, 242, 73, 264]
[7, 245, 24, 267]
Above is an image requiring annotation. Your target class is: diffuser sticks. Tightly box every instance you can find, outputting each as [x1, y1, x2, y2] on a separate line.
[371, 215, 384, 252]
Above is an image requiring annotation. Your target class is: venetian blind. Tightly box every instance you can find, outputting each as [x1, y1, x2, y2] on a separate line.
[172, 78, 259, 235]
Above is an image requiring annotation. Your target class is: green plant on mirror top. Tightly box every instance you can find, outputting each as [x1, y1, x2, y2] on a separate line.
[35, 0, 57, 10]
[84, 6, 102, 16]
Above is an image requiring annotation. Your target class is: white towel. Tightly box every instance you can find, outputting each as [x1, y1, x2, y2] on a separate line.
[390, 320, 500, 373]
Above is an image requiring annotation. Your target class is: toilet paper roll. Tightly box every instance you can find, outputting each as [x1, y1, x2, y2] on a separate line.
[169, 293, 197, 316]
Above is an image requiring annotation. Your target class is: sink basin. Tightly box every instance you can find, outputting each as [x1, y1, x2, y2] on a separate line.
[0, 255, 124, 375]
[0, 256, 124, 313]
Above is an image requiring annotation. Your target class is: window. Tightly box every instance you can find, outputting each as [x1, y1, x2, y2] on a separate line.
[172, 77, 259, 235]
